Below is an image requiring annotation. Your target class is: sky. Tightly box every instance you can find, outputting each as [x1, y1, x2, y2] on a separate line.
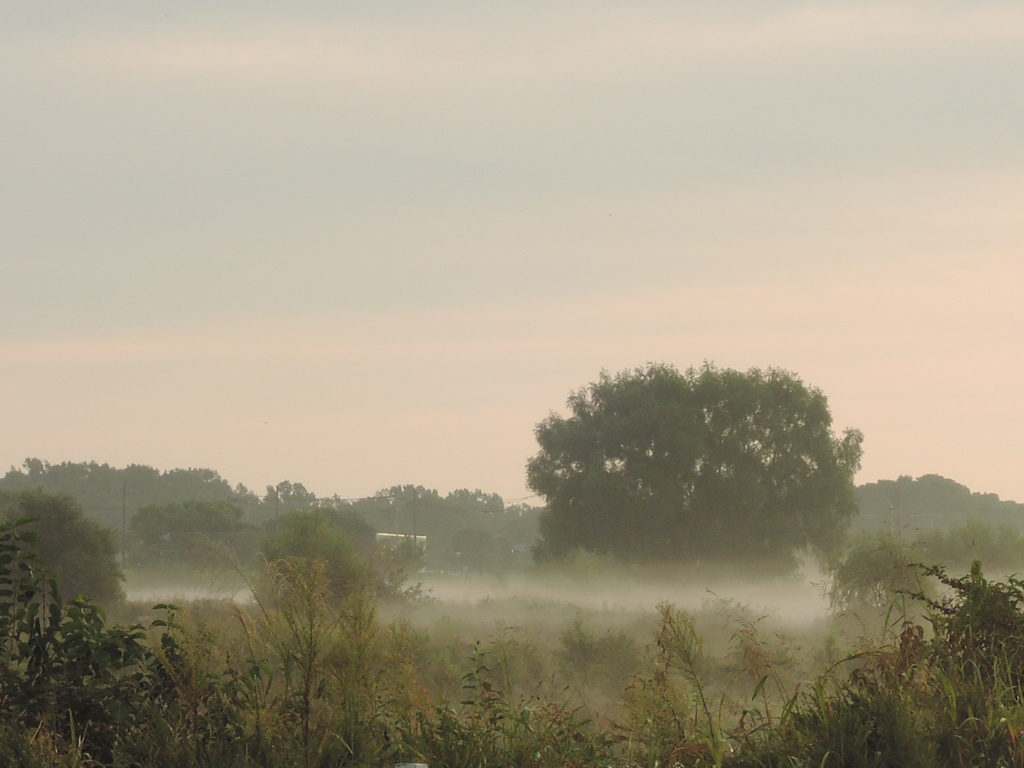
[2, 1, 1023, 505]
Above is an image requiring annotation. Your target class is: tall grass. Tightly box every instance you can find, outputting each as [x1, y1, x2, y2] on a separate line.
[10, 512, 1024, 768]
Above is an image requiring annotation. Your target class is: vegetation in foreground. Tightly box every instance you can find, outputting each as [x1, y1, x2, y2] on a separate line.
[3, 508, 1024, 768]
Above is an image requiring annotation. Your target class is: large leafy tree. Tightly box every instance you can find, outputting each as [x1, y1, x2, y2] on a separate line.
[527, 364, 863, 566]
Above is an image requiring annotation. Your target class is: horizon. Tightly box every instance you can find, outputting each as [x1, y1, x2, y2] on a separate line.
[5, 456, 1022, 510]
[3, 2, 1022, 506]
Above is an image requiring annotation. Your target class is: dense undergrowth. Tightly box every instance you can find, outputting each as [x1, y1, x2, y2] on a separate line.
[5, 515, 1024, 767]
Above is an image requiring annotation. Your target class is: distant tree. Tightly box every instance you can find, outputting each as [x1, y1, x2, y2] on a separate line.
[131, 500, 258, 567]
[323, 508, 379, 557]
[0, 489, 123, 606]
[828, 520, 1024, 612]
[853, 474, 1024, 535]
[332, 486, 537, 573]
[915, 520, 1024, 575]
[265, 480, 318, 512]
[827, 532, 926, 610]
[0, 459, 248, 529]
[260, 511, 382, 600]
[375, 485, 440, 507]
[527, 364, 863, 567]
[445, 489, 505, 514]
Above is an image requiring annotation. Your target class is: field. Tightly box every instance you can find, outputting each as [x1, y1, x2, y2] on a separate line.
[11, 533, 1024, 768]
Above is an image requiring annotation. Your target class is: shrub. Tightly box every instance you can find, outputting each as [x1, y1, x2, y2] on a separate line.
[827, 532, 926, 611]
[1, 489, 123, 606]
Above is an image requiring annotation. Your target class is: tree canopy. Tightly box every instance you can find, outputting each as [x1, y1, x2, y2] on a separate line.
[0, 489, 123, 606]
[527, 363, 863, 566]
[131, 500, 260, 567]
[0, 459, 255, 528]
[853, 474, 1024, 535]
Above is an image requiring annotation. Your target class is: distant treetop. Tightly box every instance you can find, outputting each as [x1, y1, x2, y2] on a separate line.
[0, 459, 250, 529]
[853, 474, 1024, 534]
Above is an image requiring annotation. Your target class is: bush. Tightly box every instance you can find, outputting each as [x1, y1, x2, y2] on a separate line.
[0, 517, 155, 761]
[0, 489, 123, 606]
[259, 511, 379, 602]
[827, 532, 926, 611]
[558, 615, 641, 695]
[766, 562, 1024, 768]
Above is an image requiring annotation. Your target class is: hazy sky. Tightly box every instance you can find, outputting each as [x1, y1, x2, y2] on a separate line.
[3, 1, 1023, 504]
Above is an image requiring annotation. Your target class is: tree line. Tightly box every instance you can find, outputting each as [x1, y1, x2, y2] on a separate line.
[5, 362, 1024, 604]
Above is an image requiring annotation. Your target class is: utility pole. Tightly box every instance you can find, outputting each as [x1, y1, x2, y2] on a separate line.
[412, 486, 418, 540]
[121, 481, 128, 568]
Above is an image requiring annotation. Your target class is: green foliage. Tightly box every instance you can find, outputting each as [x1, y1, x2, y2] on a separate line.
[780, 671, 934, 768]
[234, 555, 434, 767]
[243, 557, 340, 766]
[132, 499, 259, 568]
[338, 484, 537, 573]
[16, 483, 1024, 768]
[921, 561, 1024, 684]
[259, 511, 380, 602]
[528, 363, 863, 567]
[1, 512, 625, 766]
[449, 527, 498, 572]
[558, 616, 641, 694]
[0, 517, 162, 762]
[445, 488, 506, 514]
[396, 633, 618, 768]
[827, 532, 926, 611]
[3, 460, 540, 576]
[258, 508, 427, 604]
[853, 473, 1024, 536]
[655, 604, 724, 760]
[828, 522, 1024, 614]
[769, 563, 1024, 768]
[0, 458, 254, 529]
[0, 489, 123, 606]
[264, 480, 319, 516]
[623, 602, 755, 768]
[915, 519, 1024, 575]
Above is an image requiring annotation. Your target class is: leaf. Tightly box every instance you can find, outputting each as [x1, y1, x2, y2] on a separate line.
[752, 674, 769, 700]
